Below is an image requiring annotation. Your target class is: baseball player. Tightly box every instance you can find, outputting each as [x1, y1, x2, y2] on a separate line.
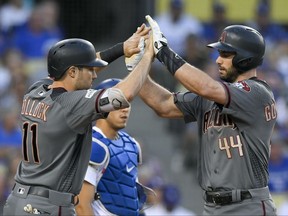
[3, 23, 155, 215]
[76, 78, 150, 216]
[137, 15, 278, 215]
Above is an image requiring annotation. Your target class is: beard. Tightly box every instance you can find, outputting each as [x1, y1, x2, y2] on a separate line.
[220, 66, 239, 83]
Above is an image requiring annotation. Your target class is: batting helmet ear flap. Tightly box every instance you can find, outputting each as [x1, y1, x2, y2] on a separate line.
[232, 54, 264, 73]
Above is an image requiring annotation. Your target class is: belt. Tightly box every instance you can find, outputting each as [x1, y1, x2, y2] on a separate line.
[205, 190, 252, 205]
[13, 183, 78, 205]
[29, 187, 79, 205]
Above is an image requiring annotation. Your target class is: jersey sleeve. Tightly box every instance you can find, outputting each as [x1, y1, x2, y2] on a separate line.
[57, 89, 108, 133]
[174, 92, 201, 123]
[221, 79, 275, 130]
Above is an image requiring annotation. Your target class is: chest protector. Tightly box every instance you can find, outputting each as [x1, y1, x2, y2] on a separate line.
[93, 130, 140, 216]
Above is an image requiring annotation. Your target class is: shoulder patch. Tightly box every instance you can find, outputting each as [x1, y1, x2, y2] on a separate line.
[85, 89, 97, 98]
[232, 81, 251, 92]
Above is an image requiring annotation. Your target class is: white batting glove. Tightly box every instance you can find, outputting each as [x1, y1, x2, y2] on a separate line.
[125, 37, 145, 71]
[145, 15, 167, 54]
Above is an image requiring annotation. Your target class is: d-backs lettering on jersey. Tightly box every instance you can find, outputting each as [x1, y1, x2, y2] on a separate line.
[92, 130, 140, 216]
[203, 107, 236, 133]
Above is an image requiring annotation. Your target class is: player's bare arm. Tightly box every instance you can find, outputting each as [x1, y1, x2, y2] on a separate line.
[174, 64, 227, 105]
[76, 181, 95, 216]
[114, 34, 154, 102]
[145, 15, 228, 105]
[139, 76, 183, 118]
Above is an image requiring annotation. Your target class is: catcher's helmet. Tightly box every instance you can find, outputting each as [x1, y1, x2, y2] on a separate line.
[48, 38, 108, 79]
[207, 25, 265, 72]
[94, 78, 121, 90]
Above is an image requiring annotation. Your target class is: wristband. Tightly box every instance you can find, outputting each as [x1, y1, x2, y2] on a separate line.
[99, 43, 124, 63]
[156, 46, 186, 75]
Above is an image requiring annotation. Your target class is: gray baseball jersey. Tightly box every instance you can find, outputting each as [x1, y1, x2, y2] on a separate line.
[174, 77, 277, 191]
[15, 78, 108, 195]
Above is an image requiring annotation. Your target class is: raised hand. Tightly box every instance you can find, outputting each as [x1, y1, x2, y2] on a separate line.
[125, 37, 145, 71]
[123, 24, 150, 57]
[145, 15, 168, 54]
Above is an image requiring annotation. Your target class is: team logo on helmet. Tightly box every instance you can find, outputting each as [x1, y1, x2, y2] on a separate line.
[219, 31, 227, 43]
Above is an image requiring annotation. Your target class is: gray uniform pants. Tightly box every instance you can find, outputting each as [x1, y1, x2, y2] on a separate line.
[203, 187, 278, 215]
[3, 182, 77, 215]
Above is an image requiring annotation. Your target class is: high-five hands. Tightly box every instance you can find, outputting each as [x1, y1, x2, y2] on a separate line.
[145, 15, 168, 55]
[125, 37, 145, 71]
[124, 24, 150, 57]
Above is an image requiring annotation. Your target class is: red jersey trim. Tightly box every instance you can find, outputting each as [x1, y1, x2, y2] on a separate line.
[221, 82, 231, 108]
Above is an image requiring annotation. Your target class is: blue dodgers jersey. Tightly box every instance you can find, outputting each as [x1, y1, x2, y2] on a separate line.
[91, 129, 140, 216]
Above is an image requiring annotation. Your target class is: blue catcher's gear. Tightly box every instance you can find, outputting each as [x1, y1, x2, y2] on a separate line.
[95, 78, 122, 90]
[90, 129, 141, 216]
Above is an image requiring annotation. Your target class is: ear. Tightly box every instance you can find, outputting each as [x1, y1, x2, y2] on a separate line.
[67, 66, 77, 78]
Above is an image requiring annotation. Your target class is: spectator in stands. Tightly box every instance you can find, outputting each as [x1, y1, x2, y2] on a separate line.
[10, 1, 63, 59]
[0, 0, 31, 33]
[0, 30, 9, 56]
[161, 184, 195, 215]
[144, 176, 165, 214]
[149, 0, 203, 101]
[0, 106, 22, 214]
[183, 33, 209, 70]
[145, 180, 195, 215]
[268, 131, 288, 209]
[202, 2, 231, 44]
[154, 0, 202, 56]
[0, 107, 22, 149]
[202, 2, 232, 62]
[0, 48, 28, 108]
[246, 2, 288, 49]
[37, 0, 64, 54]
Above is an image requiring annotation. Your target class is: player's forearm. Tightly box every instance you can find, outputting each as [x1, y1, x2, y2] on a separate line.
[139, 76, 182, 118]
[94, 43, 124, 74]
[116, 52, 153, 102]
[98, 43, 124, 63]
[76, 203, 95, 216]
[175, 64, 227, 104]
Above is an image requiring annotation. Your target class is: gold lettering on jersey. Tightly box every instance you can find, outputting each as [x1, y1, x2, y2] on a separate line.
[21, 98, 50, 122]
[203, 108, 235, 133]
[265, 102, 277, 121]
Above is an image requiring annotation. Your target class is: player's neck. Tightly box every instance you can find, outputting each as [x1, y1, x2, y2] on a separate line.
[49, 81, 74, 91]
[103, 129, 119, 140]
[235, 69, 257, 82]
[96, 122, 119, 140]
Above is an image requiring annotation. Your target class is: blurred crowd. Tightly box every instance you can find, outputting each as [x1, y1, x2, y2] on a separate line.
[0, 0, 63, 213]
[0, 0, 288, 214]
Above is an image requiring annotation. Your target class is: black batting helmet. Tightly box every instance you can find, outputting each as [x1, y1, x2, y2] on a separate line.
[48, 38, 108, 79]
[207, 25, 265, 72]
